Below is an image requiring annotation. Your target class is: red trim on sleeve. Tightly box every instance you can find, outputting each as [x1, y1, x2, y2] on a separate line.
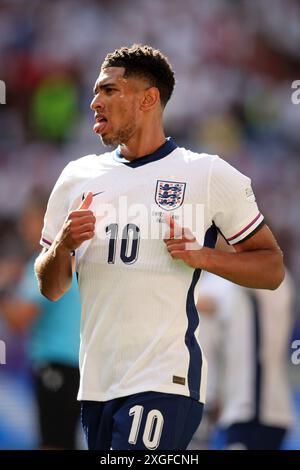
[42, 237, 52, 247]
[227, 213, 261, 242]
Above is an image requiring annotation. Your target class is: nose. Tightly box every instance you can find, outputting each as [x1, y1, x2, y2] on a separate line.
[90, 93, 104, 111]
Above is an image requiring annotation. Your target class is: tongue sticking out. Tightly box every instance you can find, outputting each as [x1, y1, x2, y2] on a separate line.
[93, 120, 108, 134]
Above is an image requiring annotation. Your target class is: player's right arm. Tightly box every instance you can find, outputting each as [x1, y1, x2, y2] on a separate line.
[35, 192, 95, 301]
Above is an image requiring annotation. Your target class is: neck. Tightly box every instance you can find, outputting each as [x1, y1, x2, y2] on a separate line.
[119, 117, 166, 161]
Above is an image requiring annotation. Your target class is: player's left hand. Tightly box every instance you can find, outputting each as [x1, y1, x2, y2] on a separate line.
[163, 215, 206, 268]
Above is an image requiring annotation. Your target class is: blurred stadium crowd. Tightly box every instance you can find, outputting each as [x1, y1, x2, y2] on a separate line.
[0, 0, 299, 449]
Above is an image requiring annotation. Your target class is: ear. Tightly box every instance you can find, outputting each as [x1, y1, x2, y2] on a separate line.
[140, 87, 160, 111]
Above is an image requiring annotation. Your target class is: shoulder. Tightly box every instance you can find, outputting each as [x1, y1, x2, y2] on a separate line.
[173, 147, 219, 177]
[56, 151, 115, 184]
[175, 147, 219, 170]
[178, 148, 243, 177]
[176, 148, 244, 182]
[209, 155, 249, 181]
[66, 151, 114, 173]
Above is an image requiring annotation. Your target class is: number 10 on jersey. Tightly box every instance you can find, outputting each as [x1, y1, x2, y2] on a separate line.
[105, 223, 140, 265]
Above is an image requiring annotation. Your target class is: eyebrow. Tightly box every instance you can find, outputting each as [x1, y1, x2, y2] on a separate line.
[93, 82, 117, 95]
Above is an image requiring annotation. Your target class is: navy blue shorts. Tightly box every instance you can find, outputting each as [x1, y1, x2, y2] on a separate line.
[81, 391, 203, 450]
[224, 421, 287, 450]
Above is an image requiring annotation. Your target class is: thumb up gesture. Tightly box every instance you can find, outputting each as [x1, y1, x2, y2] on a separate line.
[56, 192, 96, 252]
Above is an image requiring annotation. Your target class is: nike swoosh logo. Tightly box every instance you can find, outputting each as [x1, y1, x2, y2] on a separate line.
[81, 191, 105, 201]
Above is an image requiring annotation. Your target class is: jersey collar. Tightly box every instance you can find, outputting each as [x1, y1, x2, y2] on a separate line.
[113, 137, 178, 168]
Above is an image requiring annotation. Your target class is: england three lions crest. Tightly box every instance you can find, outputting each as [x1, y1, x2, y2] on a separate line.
[155, 180, 186, 211]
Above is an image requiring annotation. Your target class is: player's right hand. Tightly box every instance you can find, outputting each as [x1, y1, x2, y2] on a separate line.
[56, 192, 96, 252]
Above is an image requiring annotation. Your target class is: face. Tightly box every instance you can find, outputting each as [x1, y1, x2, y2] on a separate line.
[90, 67, 147, 146]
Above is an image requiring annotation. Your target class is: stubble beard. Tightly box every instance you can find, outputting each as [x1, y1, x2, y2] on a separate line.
[101, 123, 136, 147]
[101, 108, 138, 147]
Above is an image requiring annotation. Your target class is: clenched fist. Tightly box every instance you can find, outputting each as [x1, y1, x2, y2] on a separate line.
[56, 191, 96, 252]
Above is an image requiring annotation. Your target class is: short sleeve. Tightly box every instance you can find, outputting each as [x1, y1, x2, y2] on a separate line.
[210, 157, 264, 245]
[40, 162, 75, 249]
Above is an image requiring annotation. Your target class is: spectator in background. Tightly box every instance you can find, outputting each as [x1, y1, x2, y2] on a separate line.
[0, 188, 81, 449]
[190, 238, 295, 450]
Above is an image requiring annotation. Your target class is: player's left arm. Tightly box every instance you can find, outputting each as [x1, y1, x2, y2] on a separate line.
[204, 224, 284, 289]
[164, 222, 284, 290]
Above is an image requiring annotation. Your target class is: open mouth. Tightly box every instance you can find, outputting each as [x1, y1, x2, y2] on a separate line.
[93, 116, 108, 134]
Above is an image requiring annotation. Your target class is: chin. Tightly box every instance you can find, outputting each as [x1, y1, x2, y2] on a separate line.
[101, 133, 119, 147]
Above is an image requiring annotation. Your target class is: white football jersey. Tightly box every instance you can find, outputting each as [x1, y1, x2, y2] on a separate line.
[198, 271, 294, 427]
[40, 138, 264, 403]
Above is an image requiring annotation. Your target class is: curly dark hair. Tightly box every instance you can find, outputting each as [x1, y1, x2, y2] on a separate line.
[101, 44, 175, 108]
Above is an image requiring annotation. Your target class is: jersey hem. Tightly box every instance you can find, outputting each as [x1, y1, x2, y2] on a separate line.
[77, 385, 205, 404]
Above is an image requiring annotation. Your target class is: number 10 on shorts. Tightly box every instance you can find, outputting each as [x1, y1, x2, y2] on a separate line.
[128, 405, 164, 450]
